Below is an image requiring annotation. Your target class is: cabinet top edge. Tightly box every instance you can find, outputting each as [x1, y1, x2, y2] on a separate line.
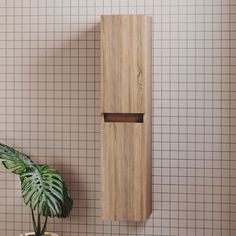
[101, 15, 152, 19]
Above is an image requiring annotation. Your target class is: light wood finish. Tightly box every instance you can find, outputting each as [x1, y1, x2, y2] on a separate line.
[102, 123, 144, 221]
[101, 15, 151, 113]
[101, 15, 152, 222]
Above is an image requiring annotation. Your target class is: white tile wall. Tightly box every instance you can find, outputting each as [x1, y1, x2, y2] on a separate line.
[0, 0, 235, 235]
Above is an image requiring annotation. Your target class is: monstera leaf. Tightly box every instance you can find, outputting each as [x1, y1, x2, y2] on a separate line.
[21, 164, 73, 218]
[0, 143, 73, 236]
[0, 143, 34, 175]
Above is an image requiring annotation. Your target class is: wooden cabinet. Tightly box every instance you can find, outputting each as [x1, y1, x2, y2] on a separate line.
[101, 15, 152, 222]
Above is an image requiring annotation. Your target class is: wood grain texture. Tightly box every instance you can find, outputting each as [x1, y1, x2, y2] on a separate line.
[101, 15, 152, 222]
[101, 15, 151, 113]
[143, 16, 152, 217]
[102, 123, 146, 221]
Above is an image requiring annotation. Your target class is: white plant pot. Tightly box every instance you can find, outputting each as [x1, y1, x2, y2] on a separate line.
[19, 233, 58, 236]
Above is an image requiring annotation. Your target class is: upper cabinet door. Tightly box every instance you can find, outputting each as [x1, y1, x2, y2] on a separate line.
[101, 16, 151, 113]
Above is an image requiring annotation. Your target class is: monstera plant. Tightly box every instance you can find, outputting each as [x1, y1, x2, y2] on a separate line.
[0, 143, 73, 236]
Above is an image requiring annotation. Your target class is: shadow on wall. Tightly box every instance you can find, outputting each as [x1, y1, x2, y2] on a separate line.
[2, 24, 100, 234]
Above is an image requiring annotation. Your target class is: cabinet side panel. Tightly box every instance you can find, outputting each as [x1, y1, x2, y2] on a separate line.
[143, 16, 152, 218]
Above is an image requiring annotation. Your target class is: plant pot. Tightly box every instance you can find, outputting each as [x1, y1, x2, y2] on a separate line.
[19, 233, 58, 236]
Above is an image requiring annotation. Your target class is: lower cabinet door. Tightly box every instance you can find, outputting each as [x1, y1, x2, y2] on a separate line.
[101, 122, 151, 221]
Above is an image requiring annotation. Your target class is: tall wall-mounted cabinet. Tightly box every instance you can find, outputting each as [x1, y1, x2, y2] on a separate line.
[101, 15, 152, 222]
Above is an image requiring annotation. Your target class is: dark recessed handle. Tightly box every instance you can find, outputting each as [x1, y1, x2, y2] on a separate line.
[104, 113, 143, 123]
